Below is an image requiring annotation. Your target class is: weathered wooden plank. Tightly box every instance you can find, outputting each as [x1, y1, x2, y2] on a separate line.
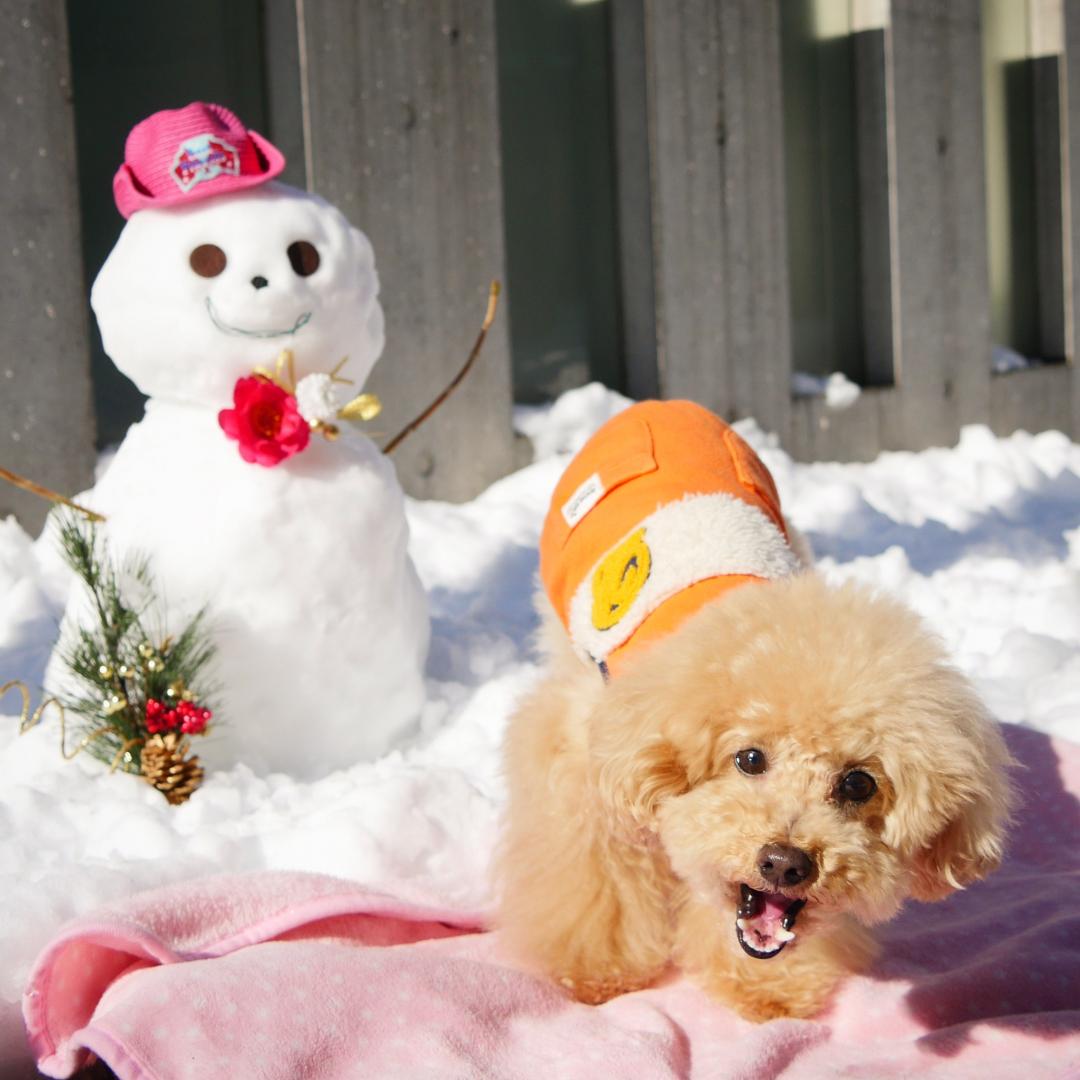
[0, 0, 95, 534]
[622, 0, 791, 434]
[990, 364, 1075, 435]
[790, 388, 897, 463]
[886, 0, 991, 449]
[297, 0, 514, 501]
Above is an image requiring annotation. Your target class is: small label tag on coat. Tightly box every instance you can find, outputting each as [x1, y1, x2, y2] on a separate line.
[562, 472, 605, 528]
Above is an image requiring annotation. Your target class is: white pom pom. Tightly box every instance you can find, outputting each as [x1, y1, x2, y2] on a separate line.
[296, 373, 343, 424]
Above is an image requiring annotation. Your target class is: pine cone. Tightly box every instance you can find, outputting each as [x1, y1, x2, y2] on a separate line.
[140, 732, 204, 805]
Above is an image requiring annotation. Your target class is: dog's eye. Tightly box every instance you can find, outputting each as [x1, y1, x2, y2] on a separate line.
[287, 240, 320, 277]
[734, 748, 767, 776]
[838, 770, 877, 803]
[190, 244, 227, 278]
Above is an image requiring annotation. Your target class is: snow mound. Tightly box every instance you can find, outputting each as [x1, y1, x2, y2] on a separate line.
[1, 381, 1079, 1076]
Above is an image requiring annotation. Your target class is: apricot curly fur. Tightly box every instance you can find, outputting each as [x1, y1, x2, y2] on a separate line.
[495, 576, 1014, 1021]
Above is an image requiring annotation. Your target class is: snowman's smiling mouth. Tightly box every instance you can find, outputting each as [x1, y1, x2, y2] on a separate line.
[206, 297, 312, 339]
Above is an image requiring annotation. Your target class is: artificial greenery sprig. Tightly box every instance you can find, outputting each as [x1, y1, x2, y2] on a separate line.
[53, 513, 216, 791]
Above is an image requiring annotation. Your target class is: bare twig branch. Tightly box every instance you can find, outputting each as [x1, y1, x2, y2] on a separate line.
[383, 280, 501, 456]
[0, 466, 104, 522]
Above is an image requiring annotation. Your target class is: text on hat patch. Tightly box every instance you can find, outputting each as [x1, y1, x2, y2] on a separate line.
[172, 135, 240, 193]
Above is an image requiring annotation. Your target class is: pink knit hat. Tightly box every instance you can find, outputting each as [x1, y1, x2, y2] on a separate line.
[113, 102, 286, 218]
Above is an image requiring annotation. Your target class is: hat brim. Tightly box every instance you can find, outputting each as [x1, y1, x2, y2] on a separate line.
[113, 129, 287, 219]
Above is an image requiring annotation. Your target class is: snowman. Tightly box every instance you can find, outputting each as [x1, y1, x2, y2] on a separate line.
[47, 102, 429, 777]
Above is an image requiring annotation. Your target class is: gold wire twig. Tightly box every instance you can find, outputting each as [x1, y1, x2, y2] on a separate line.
[1, 680, 141, 772]
[253, 349, 297, 392]
[0, 467, 105, 523]
[328, 356, 354, 386]
[108, 735, 146, 773]
[278, 349, 297, 391]
[383, 280, 501, 456]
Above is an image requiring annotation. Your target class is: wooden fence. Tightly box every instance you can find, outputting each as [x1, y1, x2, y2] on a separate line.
[2, 0, 1078, 534]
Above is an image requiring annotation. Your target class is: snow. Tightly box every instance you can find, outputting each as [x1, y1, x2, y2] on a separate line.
[991, 343, 1039, 375]
[791, 370, 862, 409]
[2, 382, 1080, 1075]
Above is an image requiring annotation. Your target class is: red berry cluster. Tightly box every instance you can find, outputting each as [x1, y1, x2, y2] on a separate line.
[145, 698, 213, 736]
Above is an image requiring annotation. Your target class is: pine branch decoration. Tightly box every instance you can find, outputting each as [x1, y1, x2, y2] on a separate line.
[47, 513, 217, 802]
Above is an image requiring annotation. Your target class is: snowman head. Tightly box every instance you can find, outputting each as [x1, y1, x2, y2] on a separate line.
[92, 103, 384, 407]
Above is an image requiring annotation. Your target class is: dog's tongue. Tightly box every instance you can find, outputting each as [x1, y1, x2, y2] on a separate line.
[759, 893, 791, 925]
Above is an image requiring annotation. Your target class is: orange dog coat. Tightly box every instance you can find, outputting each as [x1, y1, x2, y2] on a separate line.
[539, 400, 800, 676]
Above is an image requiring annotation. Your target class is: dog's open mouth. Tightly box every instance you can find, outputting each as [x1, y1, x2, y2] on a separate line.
[735, 884, 807, 959]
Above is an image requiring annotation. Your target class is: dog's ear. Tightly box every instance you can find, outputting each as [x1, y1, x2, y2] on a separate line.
[904, 723, 1015, 902]
[595, 735, 689, 834]
[907, 796, 1008, 901]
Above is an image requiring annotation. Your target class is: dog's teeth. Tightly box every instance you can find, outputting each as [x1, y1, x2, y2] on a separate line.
[736, 918, 748, 931]
[738, 884, 763, 917]
[776, 928, 795, 943]
[781, 899, 807, 930]
[781, 904, 805, 930]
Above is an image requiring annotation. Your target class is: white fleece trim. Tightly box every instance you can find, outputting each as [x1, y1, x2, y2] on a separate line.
[567, 492, 800, 663]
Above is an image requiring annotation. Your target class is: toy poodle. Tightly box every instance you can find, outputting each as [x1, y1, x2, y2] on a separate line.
[496, 400, 1013, 1022]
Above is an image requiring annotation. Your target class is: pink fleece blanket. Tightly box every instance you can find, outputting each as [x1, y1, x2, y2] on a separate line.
[23, 725, 1080, 1079]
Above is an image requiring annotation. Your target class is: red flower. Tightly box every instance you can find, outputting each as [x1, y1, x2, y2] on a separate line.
[218, 375, 310, 467]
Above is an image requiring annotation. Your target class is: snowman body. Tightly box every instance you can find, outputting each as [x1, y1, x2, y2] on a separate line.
[49, 182, 429, 776]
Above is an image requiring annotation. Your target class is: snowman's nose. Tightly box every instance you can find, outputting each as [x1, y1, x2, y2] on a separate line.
[251, 275, 269, 290]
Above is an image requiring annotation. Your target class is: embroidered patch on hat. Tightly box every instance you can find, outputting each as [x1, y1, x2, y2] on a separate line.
[172, 135, 241, 193]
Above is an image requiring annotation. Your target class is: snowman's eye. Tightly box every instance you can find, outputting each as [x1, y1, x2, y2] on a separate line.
[190, 244, 227, 278]
[287, 241, 320, 277]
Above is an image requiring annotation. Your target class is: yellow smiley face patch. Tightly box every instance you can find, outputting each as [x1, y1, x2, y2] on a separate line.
[591, 528, 652, 631]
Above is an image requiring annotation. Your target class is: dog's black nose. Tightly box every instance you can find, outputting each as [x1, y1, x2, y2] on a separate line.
[757, 843, 815, 887]
[251, 275, 269, 290]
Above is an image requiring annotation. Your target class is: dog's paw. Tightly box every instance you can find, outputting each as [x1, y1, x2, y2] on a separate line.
[557, 971, 654, 1005]
[703, 971, 836, 1023]
[688, 953, 839, 1022]
[730, 991, 806, 1023]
